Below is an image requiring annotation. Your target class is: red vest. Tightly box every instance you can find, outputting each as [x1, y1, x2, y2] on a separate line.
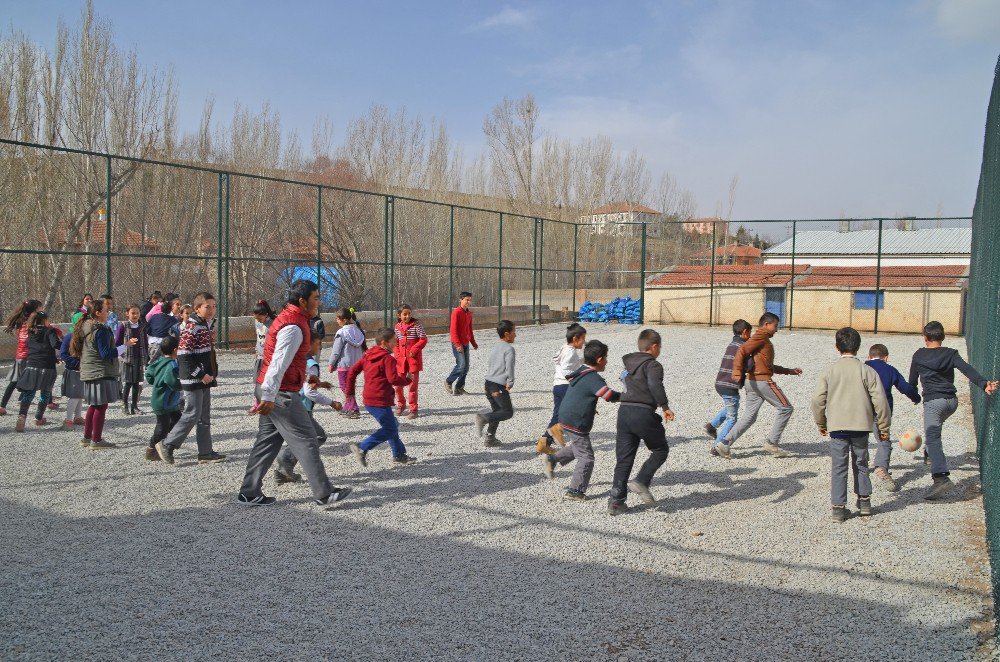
[256, 304, 310, 392]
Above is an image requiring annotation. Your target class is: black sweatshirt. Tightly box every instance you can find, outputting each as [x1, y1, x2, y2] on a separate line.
[908, 346, 988, 401]
[25, 327, 61, 370]
[620, 352, 669, 410]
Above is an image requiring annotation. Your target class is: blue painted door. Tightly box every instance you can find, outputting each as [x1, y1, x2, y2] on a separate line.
[764, 288, 786, 327]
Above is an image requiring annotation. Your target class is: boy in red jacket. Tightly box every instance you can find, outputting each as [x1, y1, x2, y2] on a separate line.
[347, 327, 418, 467]
[444, 291, 477, 395]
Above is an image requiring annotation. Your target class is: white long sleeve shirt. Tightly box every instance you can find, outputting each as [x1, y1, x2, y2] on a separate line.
[259, 325, 303, 402]
[553, 345, 584, 386]
[301, 360, 333, 407]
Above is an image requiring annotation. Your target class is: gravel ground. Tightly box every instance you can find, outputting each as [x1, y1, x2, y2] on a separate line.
[0, 323, 991, 661]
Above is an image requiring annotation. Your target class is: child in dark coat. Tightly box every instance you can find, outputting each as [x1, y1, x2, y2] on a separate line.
[865, 343, 921, 491]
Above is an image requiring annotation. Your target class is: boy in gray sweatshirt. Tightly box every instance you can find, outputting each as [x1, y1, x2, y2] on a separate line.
[811, 327, 891, 523]
[474, 320, 516, 447]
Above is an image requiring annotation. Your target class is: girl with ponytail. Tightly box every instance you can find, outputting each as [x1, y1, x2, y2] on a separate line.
[0, 299, 43, 416]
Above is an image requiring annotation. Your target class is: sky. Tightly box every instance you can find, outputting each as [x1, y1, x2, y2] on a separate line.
[4, 0, 1000, 233]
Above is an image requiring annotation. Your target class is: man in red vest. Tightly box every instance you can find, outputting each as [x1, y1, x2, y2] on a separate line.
[238, 279, 351, 507]
[444, 291, 477, 395]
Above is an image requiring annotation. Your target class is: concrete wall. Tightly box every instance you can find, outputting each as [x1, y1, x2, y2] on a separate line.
[644, 287, 767, 326]
[502, 288, 641, 312]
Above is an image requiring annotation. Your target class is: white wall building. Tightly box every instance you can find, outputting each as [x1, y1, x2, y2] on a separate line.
[579, 202, 662, 238]
[762, 227, 971, 267]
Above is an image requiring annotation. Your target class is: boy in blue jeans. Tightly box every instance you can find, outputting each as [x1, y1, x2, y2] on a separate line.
[347, 327, 417, 467]
[705, 319, 751, 455]
[865, 343, 921, 491]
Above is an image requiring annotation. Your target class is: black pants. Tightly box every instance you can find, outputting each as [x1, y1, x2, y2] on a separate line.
[482, 380, 513, 436]
[150, 411, 181, 448]
[123, 382, 141, 411]
[610, 406, 669, 502]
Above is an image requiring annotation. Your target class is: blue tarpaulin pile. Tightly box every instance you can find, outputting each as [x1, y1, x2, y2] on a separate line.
[577, 296, 641, 324]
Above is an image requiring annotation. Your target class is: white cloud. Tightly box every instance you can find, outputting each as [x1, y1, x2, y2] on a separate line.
[934, 0, 1000, 42]
[469, 6, 533, 31]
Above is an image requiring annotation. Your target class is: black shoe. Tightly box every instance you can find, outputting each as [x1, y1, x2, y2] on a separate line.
[273, 468, 303, 485]
[315, 487, 352, 506]
[237, 493, 276, 506]
[563, 489, 586, 502]
[156, 441, 174, 465]
[704, 422, 717, 439]
[393, 454, 418, 465]
[831, 505, 851, 523]
[608, 500, 629, 516]
[454, 387, 467, 396]
[197, 452, 227, 464]
[484, 433, 501, 447]
[856, 497, 873, 516]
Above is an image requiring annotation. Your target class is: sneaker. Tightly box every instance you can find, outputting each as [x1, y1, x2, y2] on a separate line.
[563, 488, 586, 502]
[831, 505, 851, 523]
[344, 411, 361, 420]
[273, 468, 303, 485]
[394, 406, 405, 416]
[80, 438, 91, 448]
[144, 446, 160, 461]
[392, 454, 418, 465]
[704, 422, 717, 439]
[350, 443, 367, 467]
[133, 407, 145, 416]
[89, 439, 117, 449]
[484, 433, 501, 448]
[315, 487, 352, 506]
[122, 403, 131, 416]
[857, 497, 873, 516]
[237, 493, 276, 506]
[715, 443, 732, 459]
[15, 415, 26, 432]
[156, 441, 174, 465]
[608, 500, 629, 517]
[873, 467, 898, 492]
[197, 452, 227, 464]
[454, 387, 467, 396]
[763, 442, 790, 458]
[709, 446, 720, 457]
[925, 476, 954, 501]
[47, 402, 58, 411]
[540, 455, 555, 479]
[443, 382, 453, 395]
[63, 419, 75, 429]
[627, 480, 657, 506]
[73, 417, 85, 425]
[536, 436, 554, 455]
[406, 411, 418, 420]
[474, 413, 488, 439]
[34, 418, 49, 427]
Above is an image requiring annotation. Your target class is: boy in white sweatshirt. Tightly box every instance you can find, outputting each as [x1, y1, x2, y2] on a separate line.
[536, 323, 587, 454]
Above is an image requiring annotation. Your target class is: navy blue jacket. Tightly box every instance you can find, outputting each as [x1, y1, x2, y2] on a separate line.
[59, 333, 80, 371]
[148, 312, 177, 339]
[558, 366, 620, 433]
[866, 358, 920, 411]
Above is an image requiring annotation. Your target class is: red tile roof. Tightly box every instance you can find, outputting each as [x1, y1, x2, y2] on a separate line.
[691, 244, 762, 259]
[796, 265, 967, 288]
[592, 202, 660, 215]
[647, 264, 810, 287]
[43, 220, 162, 251]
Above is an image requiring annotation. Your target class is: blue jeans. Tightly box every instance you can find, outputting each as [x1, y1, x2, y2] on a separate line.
[710, 393, 740, 446]
[359, 406, 407, 457]
[544, 384, 569, 440]
[446, 344, 470, 389]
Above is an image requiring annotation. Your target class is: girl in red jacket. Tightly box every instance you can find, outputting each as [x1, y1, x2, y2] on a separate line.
[1, 299, 43, 415]
[393, 304, 427, 419]
[346, 327, 418, 467]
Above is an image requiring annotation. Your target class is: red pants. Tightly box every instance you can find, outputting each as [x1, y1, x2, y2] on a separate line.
[395, 371, 420, 412]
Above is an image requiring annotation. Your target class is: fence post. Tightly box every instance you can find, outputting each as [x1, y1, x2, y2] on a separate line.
[531, 218, 538, 323]
[316, 186, 322, 287]
[788, 220, 797, 330]
[639, 222, 647, 324]
[224, 174, 231, 348]
[216, 173, 223, 327]
[382, 195, 390, 327]
[105, 155, 112, 295]
[448, 205, 454, 309]
[538, 218, 544, 324]
[709, 220, 717, 327]
[572, 224, 579, 317]
[389, 196, 396, 309]
[875, 218, 883, 334]
[498, 212, 504, 325]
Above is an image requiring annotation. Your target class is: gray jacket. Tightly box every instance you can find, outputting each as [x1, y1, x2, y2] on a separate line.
[327, 323, 366, 370]
[812, 355, 891, 435]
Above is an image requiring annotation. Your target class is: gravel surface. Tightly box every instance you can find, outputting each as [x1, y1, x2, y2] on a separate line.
[0, 323, 991, 660]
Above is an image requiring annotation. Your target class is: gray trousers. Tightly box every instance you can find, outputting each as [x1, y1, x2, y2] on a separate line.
[924, 397, 958, 476]
[162, 388, 213, 455]
[552, 428, 595, 492]
[872, 413, 893, 471]
[240, 389, 332, 500]
[830, 434, 871, 505]
[276, 411, 328, 470]
[723, 379, 793, 446]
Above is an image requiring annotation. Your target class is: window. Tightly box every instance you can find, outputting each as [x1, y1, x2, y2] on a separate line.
[853, 290, 884, 310]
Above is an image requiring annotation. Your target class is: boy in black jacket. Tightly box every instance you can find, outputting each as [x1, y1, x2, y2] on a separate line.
[608, 329, 675, 515]
[908, 321, 997, 500]
[541, 340, 620, 501]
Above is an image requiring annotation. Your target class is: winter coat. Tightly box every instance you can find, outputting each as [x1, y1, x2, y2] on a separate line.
[732, 327, 795, 381]
[145, 356, 182, 414]
[328, 323, 366, 370]
[346, 345, 411, 408]
[394, 320, 428, 373]
[620, 352, 669, 411]
[175, 313, 216, 391]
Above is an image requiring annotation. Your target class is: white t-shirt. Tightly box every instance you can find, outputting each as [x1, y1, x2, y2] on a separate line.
[552, 345, 584, 386]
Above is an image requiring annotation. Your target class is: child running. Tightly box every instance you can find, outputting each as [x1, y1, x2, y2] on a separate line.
[865, 343, 921, 491]
[0, 299, 43, 416]
[145, 335, 182, 461]
[273, 329, 342, 484]
[536, 323, 587, 455]
[59, 328, 85, 428]
[116, 305, 149, 415]
[393, 304, 427, 419]
[812, 327, 891, 523]
[327, 307, 366, 420]
[474, 320, 517, 447]
[608, 329, 674, 516]
[716, 312, 802, 459]
[908, 321, 999, 500]
[541, 340, 621, 501]
[444, 291, 477, 395]
[705, 319, 752, 456]
[72, 299, 125, 449]
[346, 327, 418, 467]
[13, 311, 61, 432]
[156, 292, 226, 465]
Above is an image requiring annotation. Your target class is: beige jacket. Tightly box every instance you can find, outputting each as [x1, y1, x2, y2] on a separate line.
[811, 355, 891, 436]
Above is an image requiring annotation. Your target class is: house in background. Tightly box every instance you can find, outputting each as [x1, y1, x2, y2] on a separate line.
[580, 202, 662, 237]
[763, 227, 971, 267]
[689, 244, 763, 266]
[684, 217, 729, 236]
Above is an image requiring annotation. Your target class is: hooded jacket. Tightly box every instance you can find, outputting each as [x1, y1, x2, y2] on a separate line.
[558, 365, 620, 433]
[328, 323, 367, 370]
[25, 326, 61, 370]
[346, 345, 411, 408]
[620, 352, 669, 411]
[145, 355, 182, 414]
[732, 327, 794, 381]
[394, 320, 428, 373]
[175, 313, 216, 391]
